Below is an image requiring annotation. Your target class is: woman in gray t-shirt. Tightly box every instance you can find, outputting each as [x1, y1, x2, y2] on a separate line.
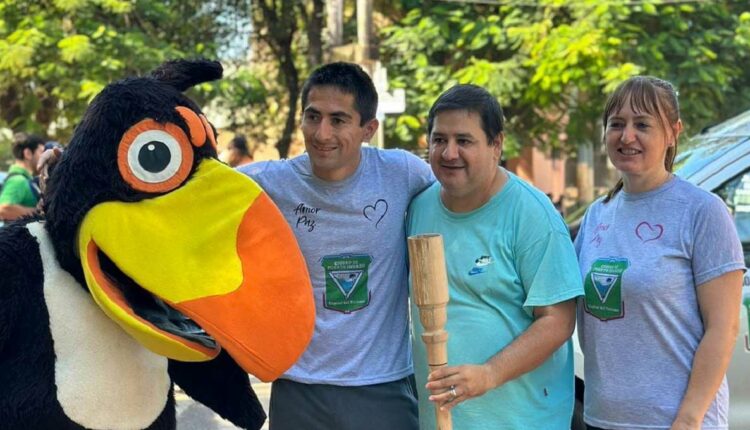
[575, 76, 744, 430]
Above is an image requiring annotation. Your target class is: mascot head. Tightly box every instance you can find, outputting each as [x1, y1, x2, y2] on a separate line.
[43, 59, 314, 382]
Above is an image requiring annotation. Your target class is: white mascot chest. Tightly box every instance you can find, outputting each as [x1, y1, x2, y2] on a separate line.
[28, 222, 171, 430]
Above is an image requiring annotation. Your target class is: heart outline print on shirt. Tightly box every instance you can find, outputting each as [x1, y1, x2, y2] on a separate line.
[635, 221, 664, 243]
[363, 199, 388, 228]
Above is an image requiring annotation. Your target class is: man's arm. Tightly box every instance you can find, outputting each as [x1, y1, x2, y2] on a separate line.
[0, 204, 37, 222]
[426, 299, 576, 410]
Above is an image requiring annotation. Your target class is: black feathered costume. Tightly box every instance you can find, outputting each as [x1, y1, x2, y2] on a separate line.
[0, 60, 315, 430]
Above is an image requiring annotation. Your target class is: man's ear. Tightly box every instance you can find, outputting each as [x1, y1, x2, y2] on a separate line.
[493, 132, 504, 161]
[22, 148, 33, 161]
[361, 118, 379, 142]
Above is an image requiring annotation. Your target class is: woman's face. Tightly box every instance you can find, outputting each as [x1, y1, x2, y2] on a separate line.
[604, 99, 680, 182]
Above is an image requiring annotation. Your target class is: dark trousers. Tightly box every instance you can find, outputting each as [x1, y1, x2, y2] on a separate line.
[269, 376, 418, 430]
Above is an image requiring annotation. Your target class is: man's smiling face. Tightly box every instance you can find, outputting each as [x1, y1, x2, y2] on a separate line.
[301, 86, 378, 182]
[429, 109, 501, 206]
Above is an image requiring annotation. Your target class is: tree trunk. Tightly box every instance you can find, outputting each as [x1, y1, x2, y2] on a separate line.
[276, 51, 299, 159]
[0, 87, 22, 128]
[253, 0, 299, 159]
[576, 140, 595, 204]
[305, 0, 325, 67]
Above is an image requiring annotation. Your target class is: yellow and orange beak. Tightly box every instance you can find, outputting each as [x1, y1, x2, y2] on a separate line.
[78, 159, 314, 381]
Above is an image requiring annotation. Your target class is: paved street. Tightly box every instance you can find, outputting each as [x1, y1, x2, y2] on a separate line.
[176, 378, 271, 430]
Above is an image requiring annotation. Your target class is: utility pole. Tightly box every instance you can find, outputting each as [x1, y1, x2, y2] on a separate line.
[356, 0, 376, 62]
[325, 0, 404, 148]
[326, 0, 343, 47]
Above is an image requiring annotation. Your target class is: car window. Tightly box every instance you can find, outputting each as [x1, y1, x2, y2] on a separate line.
[715, 170, 750, 265]
[715, 169, 750, 353]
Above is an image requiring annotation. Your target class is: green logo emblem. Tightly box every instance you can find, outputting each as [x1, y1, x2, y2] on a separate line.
[584, 258, 629, 321]
[322, 254, 371, 313]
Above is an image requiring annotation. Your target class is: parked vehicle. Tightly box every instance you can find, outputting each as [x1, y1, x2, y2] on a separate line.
[571, 109, 750, 429]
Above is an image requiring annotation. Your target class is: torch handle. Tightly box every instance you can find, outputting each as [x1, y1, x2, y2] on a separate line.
[408, 234, 452, 430]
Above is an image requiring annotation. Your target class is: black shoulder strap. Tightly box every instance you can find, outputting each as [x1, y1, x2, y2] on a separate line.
[1, 172, 40, 201]
[2, 172, 22, 184]
[28, 177, 40, 201]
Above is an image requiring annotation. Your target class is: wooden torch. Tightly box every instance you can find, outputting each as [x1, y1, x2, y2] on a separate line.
[407, 234, 452, 430]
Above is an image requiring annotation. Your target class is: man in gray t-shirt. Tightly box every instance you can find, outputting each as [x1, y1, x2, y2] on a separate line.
[239, 62, 433, 430]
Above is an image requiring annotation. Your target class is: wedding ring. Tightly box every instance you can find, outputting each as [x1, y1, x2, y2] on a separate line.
[449, 385, 457, 400]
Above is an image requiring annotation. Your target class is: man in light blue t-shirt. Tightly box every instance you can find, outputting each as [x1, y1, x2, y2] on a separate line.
[407, 85, 583, 429]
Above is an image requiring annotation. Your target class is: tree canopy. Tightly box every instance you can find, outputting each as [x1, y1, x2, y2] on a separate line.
[1, 0, 749, 165]
[0, 0, 252, 144]
[381, 0, 750, 157]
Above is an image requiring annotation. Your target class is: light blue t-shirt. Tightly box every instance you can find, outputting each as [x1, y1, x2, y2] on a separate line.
[407, 172, 583, 429]
[575, 176, 744, 430]
[240, 147, 434, 385]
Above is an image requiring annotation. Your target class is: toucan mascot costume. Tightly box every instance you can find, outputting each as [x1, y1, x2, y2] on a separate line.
[0, 59, 315, 430]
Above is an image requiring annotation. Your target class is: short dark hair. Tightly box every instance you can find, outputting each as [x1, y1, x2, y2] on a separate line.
[427, 85, 504, 144]
[300, 62, 378, 125]
[12, 133, 45, 160]
[228, 134, 251, 157]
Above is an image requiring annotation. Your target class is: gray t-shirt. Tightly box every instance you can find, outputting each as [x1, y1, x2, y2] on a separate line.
[575, 176, 744, 429]
[239, 147, 434, 385]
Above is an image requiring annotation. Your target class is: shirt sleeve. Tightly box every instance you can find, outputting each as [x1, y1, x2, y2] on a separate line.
[573, 210, 588, 256]
[404, 151, 435, 197]
[236, 161, 273, 189]
[690, 194, 746, 286]
[0, 176, 30, 205]
[518, 223, 584, 316]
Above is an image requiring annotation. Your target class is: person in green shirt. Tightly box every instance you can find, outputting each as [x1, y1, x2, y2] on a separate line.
[0, 133, 45, 222]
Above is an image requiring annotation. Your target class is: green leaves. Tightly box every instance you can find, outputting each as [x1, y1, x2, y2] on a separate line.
[0, 0, 249, 143]
[79, 79, 104, 101]
[96, 0, 133, 14]
[0, 40, 34, 72]
[53, 0, 88, 12]
[58, 34, 91, 63]
[380, 1, 750, 153]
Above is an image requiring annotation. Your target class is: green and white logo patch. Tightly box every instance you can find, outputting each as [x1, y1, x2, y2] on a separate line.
[322, 254, 372, 313]
[584, 258, 629, 321]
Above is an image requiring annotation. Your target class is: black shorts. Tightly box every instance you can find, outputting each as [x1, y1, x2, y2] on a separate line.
[269, 376, 418, 430]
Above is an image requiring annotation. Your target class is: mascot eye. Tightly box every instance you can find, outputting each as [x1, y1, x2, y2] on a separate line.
[130, 131, 181, 181]
[118, 120, 194, 193]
